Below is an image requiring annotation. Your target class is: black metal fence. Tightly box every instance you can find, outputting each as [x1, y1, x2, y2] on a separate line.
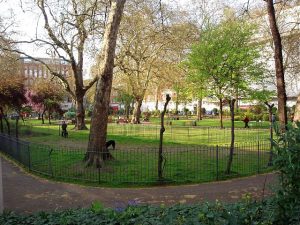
[0, 134, 273, 185]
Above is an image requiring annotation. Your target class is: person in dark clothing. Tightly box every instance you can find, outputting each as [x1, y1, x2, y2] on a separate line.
[243, 116, 250, 128]
[61, 121, 68, 138]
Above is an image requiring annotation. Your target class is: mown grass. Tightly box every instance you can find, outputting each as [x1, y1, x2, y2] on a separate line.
[3, 118, 274, 187]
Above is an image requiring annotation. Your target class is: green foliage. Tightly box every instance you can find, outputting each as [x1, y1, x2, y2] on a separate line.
[0, 200, 275, 225]
[186, 18, 264, 102]
[64, 111, 76, 119]
[262, 114, 269, 122]
[272, 123, 300, 224]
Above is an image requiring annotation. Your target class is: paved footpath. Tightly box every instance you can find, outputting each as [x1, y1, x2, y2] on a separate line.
[2, 156, 277, 214]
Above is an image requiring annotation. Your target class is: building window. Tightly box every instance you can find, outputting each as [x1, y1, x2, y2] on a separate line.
[34, 69, 38, 77]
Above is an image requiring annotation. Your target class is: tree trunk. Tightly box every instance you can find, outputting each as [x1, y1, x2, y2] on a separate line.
[155, 87, 160, 111]
[158, 94, 171, 181]
[15, 116, 19, 139]
[132, 98, 143, 124]
[175, 101, 179, 115]
[293, 94, 300, 122]
[41, 110, 46, 124]
[266, 0, 288, 132]
[0, 109, 3, 133]
[75, 94, 87, 130]
[197, 99, 202, 121]
[219, 98, 224, 129]
[1, 107, 10, 135]
[0, 117, 3, 134]
[86, 0, 126, 167]
[125, 104, 130, 120]
[235, 92, 239, 110]
[48, 111, 51, 125]
[226, 99, 236, 174]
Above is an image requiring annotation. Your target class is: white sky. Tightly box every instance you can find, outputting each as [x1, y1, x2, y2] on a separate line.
[0, 0, 260, 78]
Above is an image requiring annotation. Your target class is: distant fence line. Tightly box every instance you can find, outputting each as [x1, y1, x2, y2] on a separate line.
[0, 134, 273, 185]
[7, 120, 272, 146]
[107, 124, 270, 145]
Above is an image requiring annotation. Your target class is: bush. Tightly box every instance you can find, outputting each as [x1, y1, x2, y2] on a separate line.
[152, 110, 160, 117]
[263, 114, 270, 122]
[234, 115, 241, 121]
[272, 123, 300, 224]
[142, 111, 151, 121]
[0, 199, 275, 225]
[64, 111, 76, 119]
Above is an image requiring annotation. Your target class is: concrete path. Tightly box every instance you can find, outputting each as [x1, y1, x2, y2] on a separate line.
[2, 156, 277, 214]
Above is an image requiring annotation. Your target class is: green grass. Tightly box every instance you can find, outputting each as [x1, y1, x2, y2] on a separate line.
[19, 119, 271, 147]
[3, 118, 274, 187]
[149, 117, 270, 128]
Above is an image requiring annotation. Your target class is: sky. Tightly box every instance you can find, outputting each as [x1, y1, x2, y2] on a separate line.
[0, 0, 262, 78]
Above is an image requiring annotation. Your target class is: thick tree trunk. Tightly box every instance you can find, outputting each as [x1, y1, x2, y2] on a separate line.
[1, 107, 10, 135]
[158, 94, 171, 181]
[226, 99, 236, 174]
[197, 99, 202, 121]
[75, 94, 87, 130]
[86, 0, 126, 167]
[0, 109, 3, 133]
[132, 98, 143, 124]
[293, 94, 300, 122]
[219, 98, 224, 129]
[125, 103, 130, 120]
[0, 117, 3, 134]
[266, 0, 288, 132]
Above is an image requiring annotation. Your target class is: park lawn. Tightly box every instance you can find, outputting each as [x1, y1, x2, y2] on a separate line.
[19, 120, 271, 147]
[27, 141, 272, 186]
[7, 119, 274, 187]
[149, 117, 270, 128]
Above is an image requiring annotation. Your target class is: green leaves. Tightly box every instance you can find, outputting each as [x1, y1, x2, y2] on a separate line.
[187, 18, 264, 100]
[1, 200, 275, 225]
[272, 123, 300, 224]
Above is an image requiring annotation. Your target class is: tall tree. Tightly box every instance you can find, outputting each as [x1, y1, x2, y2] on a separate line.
[28, 78, 64, 124]
[264, 0, 288, 131]
[0, 22, 27, 136]
[4, 0, 109, 130]
[115, 0, 197, 123]
[86, 0, 126, 167]
[187, 18, 263, 129]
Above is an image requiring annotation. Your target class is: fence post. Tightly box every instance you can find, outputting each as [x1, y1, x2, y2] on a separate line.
[216, 145, 219, 181]
[27, 144, 31, 171]
[257, 141, 260, 174]
[48, 148, 54, 177]
[208, 127, 210, 143]
[98, 153, 101, 184]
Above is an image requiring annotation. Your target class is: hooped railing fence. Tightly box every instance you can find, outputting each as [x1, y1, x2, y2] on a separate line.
[0, 134, 273, 185]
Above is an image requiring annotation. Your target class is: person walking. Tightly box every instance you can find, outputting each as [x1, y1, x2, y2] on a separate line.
[243, 116, 250, 128]
[61, 121, 68, 138]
